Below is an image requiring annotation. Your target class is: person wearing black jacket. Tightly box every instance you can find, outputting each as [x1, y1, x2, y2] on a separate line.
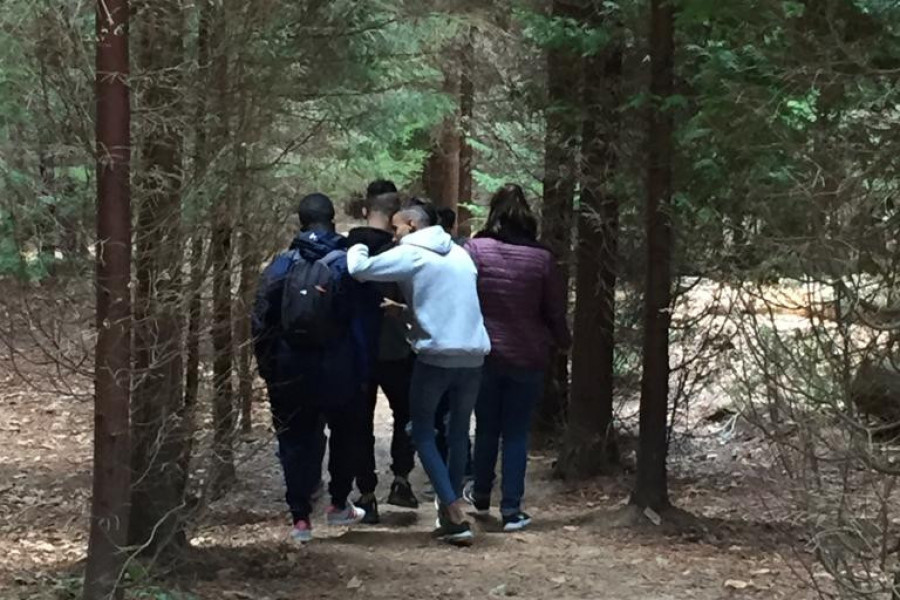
[348, 187, 419, 523]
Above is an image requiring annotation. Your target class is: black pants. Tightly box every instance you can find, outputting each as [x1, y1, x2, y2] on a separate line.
[435, 392, 473, 478]
[357, 357, 416, 495]
[269, 384, 364, 523]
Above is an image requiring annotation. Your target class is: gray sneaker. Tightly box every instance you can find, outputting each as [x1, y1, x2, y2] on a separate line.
[325, 501, 366, 526]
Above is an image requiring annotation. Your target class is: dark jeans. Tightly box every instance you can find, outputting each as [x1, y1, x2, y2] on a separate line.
[409, 360, 481, 506]
[472, 362, 544, 516]
[435, 394, 473, 478]
[269, 383, 364, 523]
[357, 357, 416, 495]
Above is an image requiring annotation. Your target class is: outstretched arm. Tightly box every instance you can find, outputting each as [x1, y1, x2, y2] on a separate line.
[347, 243, 419, 282]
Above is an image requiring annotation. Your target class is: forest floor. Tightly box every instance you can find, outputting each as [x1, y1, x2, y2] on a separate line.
[0, 357, 828, 600]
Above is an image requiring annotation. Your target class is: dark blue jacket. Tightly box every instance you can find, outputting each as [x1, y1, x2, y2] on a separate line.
[251, 229, 369, 406]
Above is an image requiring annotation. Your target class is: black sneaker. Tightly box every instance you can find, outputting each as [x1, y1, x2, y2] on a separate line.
[433, 505, 474, 546]
[462, 481, 489, 515]
[386, 478, 419, 509]
[502, 512, 532, 532]
[355, 494, 380, 525]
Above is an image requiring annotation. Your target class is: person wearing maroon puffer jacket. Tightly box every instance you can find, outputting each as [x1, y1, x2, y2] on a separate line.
[464, 184, 571, 531]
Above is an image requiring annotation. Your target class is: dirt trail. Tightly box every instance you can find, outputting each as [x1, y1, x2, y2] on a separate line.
[0, 379, 816, 600]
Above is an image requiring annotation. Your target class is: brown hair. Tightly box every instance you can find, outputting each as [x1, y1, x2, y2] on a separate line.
[482, 183, 538, 240]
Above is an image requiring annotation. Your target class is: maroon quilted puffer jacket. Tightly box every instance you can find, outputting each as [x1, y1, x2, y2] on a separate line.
[465, 236, 571, 370]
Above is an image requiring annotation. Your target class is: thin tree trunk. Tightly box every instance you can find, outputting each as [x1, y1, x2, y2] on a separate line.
[208, 1, 235, 494]
[234, 75, 255, 435]
[558, 3, 621, 479]
[84, 0, 131, 597]
[182, 232, 204, 469]
[535, 0, 583, 441]
[236, 211, 255, 435]
[210, 206, 235, 495]
[128, 0, 188, 557]
[458, 28, 475, 236]
[633, 0, 675, 512]
[182, 0, 211, 457]
[237, 241, 259, 434]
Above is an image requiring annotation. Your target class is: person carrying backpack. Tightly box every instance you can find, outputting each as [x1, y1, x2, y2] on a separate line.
[252, 193, 369, 543]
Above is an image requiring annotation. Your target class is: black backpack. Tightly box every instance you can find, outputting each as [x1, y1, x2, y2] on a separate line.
[280, 249, 347, 348]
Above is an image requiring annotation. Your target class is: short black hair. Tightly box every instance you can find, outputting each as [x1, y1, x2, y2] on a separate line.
[366, 179, 397, 199]
[437, 207, 456, 232]
[399, 205, 433, 229]
[367, 192, 401, 218]
[297, 193, 335, 228]
[403, 196, 438, 227]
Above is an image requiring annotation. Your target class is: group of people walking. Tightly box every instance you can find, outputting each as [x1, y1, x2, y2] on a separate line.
[251, 180, 571, 546]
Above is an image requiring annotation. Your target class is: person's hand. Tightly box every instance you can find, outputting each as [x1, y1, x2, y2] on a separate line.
[380, 298, 407, 317]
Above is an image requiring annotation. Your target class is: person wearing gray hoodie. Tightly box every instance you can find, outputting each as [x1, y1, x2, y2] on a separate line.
[347, 204, 490, 545]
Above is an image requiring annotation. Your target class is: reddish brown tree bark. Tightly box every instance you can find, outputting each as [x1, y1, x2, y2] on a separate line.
[423, 65, 461, 216]
[559, 3, 621, 479]
[633, 0, 676, 512]
[535, 0, 584, 439]
[84, 0, 131, 597]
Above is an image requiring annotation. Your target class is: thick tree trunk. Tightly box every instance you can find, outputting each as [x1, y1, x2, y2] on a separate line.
[208, 2, 236, 495]
[535, 0, 583, 441]
[84, 0, 131, 597]
[558, 4, 621, 479]
[423, 65, 461, 216]
[633, 0, 675, 512]
[128, 0, 188, 557]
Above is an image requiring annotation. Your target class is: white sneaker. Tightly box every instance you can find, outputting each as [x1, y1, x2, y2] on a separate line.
[326, 501, 366, 526]
[290, 519, 313, 543]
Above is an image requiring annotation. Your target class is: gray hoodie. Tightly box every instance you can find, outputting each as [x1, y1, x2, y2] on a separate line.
[347, 225, 491, 369]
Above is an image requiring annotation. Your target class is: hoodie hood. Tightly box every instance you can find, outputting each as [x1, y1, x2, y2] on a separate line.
[400, 225, 453, 256]
[289, 229, 347, 262]
[347, 226, 394, 256]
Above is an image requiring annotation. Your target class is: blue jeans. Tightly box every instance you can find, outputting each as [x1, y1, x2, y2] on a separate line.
[473, 362, 544, 516]
[435, 394, 473, 477]
[409, 360, 482, 506]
